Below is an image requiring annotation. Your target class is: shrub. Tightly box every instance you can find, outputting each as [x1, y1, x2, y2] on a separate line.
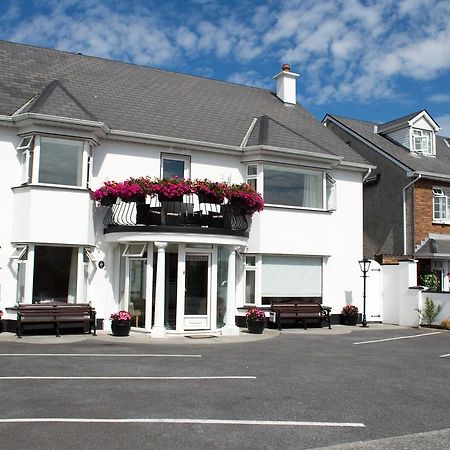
[420, 273, 439, 291]
[416, 298, 443, 325]
[440, 319, 450, 330]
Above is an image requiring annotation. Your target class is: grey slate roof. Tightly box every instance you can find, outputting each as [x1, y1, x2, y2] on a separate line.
[415, 237, 450, 257]
[377, 110, 423, 133]
[0, 40, 368, 165]
[328, 114, 450, 176]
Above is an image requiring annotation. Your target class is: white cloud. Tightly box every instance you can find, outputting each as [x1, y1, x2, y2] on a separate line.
[1, 0, 450, 107]
[429, 94, 450, 103]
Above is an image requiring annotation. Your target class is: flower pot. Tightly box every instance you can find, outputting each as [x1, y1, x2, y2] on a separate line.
[122, 195, 145, 203]
[247, 319, 264, 334]
[100, 196, 116, 206]
[111, 320, 131, 336]
[341, 315, 358, 326]
[158, 193, 183, 203]
[197, 192, 223, 204]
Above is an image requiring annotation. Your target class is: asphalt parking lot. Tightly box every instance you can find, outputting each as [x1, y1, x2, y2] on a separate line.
[0, 326, 449, 449]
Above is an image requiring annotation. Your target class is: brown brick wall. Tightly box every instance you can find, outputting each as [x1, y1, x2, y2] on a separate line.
[414, 179, 450, 247]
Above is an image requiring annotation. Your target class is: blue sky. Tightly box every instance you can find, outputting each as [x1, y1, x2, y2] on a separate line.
[1, 0, 450, 135]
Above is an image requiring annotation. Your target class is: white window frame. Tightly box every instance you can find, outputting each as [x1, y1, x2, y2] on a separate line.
[262, 163, 336, 211]
[83, 247, 97, 263]
[246, 164, 259, 192]
[412, 128, 433, 155]
[122, 243, 147, 257]
[243, 255, 257, 305]
[10, 245, 28, 260]
[433, 187, 450, 222]
[160, 153, 191, 179]
[17, 134, 91, 188]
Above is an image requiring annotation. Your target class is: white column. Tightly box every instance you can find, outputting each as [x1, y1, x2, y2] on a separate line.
[24, 244, 35, 304]
[145, 244, 154, 332]
[176, 244, 186, 333]
[152, 242, 167, 337]
[222, 246, 240, 336]
[76, 247, 84, 304]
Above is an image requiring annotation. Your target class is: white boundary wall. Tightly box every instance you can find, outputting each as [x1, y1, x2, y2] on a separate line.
[381, 260, 450, 326]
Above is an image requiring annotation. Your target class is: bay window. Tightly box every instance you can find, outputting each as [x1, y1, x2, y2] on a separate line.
[17, 135, 91, 188]
[263, 164, 336, 210]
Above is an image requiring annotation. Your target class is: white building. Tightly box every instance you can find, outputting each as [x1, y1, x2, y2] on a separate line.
[0, 41, 372, 336]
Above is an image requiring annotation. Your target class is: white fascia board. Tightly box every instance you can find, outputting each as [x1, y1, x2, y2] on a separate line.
[408, 110, 440, 132]
[108, 129, 242, 155]
[243, 145, 342, 163]
[415, 171, 450, 182]
[324, 115, 412, 173]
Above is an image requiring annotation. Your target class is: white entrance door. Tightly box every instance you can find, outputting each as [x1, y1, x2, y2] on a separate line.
[184, 253, 211, 330]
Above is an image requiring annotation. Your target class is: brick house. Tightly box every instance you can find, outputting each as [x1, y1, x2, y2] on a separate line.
[323, 110, 450, 290]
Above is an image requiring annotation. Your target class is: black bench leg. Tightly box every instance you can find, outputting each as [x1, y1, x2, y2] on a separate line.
[303, 318, 307, 330]
[93, 315, 97, 336]
[17, 320, 22, 338]
[55, 322, 60, 337]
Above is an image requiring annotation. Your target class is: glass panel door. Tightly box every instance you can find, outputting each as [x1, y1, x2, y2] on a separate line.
[128, 259, 146, 328]
[184, 254, 210, 330]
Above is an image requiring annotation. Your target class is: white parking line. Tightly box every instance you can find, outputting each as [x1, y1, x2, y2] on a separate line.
[0, 376, 256, 380]
[0, 353, 201, 358]
[353, 331, 441, 345]
[440, 354, 450, 358]
[0, 417, 365, 427]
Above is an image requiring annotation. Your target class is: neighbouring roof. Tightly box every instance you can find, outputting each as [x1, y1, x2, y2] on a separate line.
[0, 40, 368, 166]
[328, 114, 450, 176]
[377, 110, 423, 133]
[415, 237, 450, 258]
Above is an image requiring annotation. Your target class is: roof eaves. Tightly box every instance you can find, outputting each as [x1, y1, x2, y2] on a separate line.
[325, 114, 412, 173]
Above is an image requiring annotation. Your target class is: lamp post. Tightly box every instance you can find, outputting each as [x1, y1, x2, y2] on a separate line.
[358, 258, 371, 328]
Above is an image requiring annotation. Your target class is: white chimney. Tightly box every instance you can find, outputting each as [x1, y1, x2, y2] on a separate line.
[273, 64, 299, 105]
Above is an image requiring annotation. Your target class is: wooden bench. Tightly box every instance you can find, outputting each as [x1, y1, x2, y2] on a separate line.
[271, 300, 331, 330]
[16, 303, 96, 338]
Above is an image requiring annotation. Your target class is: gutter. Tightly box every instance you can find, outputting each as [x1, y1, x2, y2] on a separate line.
[403, 174, 422, 255]
[362, 167, 372, 182]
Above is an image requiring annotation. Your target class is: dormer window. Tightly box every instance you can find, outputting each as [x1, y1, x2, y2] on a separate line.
[412, 129, 433, 155]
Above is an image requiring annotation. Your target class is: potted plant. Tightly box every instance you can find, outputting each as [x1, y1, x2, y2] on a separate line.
[246, 307, 265, 334]
[340, 305, 359, 325]
[110, 310, 132, 336]
[193, 179, 227, 204]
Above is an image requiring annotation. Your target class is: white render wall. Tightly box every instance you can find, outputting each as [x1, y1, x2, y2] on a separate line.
[0, 124, 366, 325]
[247, 168, 364, 313]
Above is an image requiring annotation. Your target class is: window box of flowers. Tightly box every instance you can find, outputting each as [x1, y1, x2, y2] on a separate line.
[340, 305, 359, 325]
[194, 179, 227, 204]
[110, 310, 132, 336]
[246, 307, 265, 334]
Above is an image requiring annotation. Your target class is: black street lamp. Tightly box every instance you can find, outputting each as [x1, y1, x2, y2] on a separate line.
[358, 258, 371, 327]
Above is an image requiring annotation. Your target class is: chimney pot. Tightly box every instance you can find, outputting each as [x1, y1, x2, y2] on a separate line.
[282, 64, 291, 72]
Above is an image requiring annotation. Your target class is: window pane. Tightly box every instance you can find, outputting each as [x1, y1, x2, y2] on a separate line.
[39, 137, 83, 186]
[247, 178, 257, 191]
[33, 246, 78, 303]
[163, 159, 185, 179]
[245, 270, 256, 304]
[262, 256, 322, 297]
[245, 256, 256, 267]
[247, 165, 257, 176]
[264, 166, 323, 208]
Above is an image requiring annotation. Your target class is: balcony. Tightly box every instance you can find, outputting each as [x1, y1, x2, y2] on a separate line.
[103, 195, 249, 236]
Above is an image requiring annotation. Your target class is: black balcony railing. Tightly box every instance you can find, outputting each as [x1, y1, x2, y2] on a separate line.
[103, 194, 249, 235]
